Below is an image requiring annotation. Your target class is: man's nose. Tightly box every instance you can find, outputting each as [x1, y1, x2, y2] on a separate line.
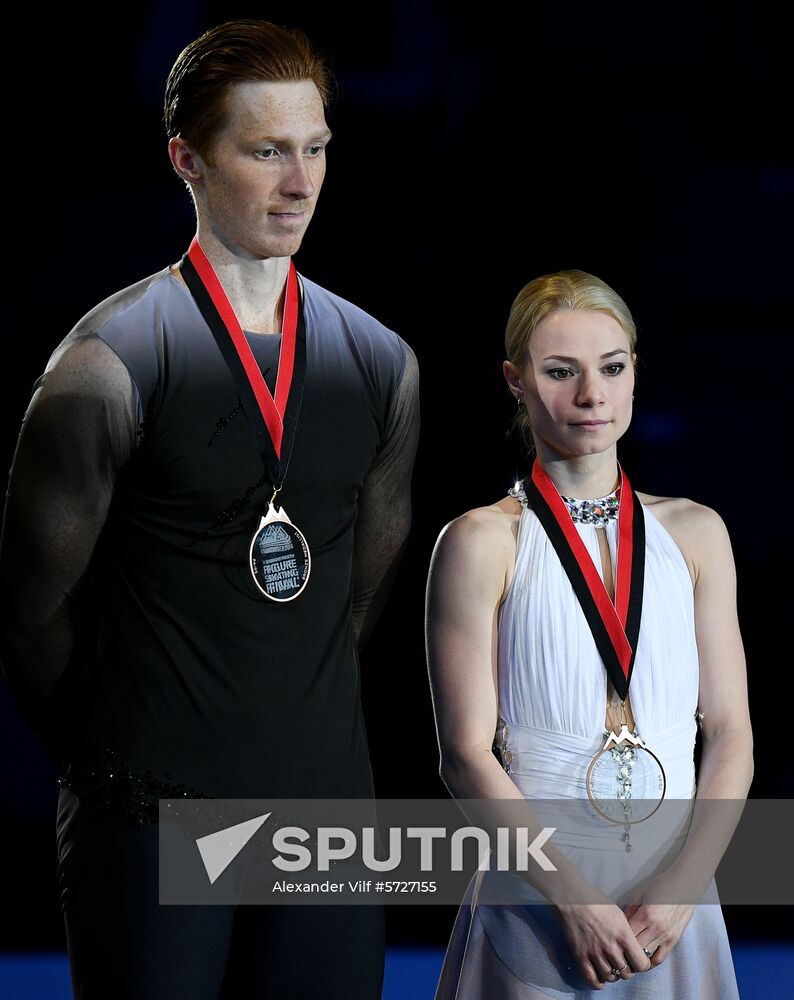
[281, 156, 316, 200]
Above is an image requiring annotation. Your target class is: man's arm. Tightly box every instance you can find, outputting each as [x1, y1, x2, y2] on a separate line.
[351, 342, 419, 648]
[0, 334, 137, 750]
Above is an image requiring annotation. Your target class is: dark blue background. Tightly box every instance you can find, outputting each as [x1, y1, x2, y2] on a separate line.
[1, 0, 791, 954]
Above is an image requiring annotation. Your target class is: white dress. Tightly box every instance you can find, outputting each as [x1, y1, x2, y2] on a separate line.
[435, 493, 740, 999]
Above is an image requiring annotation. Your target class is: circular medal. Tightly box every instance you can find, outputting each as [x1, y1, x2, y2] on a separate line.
[585, 726, 666, 825]
[249, 504, 311, 602]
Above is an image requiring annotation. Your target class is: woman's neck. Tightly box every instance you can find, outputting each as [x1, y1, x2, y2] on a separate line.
[533, 447, 620, 500]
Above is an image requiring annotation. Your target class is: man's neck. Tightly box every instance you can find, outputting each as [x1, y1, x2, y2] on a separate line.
[195, 229, 291, 335]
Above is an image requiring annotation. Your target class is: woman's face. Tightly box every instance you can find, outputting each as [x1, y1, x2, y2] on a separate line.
[506, 309, 636, 460]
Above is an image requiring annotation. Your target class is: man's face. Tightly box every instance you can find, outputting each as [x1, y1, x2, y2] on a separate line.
[194, 79, 331, 259]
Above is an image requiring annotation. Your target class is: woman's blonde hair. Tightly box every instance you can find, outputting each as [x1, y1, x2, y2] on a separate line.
[505, 270, 637, 447]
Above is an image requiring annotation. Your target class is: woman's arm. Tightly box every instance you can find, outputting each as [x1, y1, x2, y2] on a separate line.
[625, 502, 754, 961]
[427, 507, 651, 988]
[426, 509, 515, 802]
[685, 504, 754, 819]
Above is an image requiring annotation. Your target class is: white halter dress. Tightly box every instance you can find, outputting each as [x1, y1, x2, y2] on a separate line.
[435, 489, 740, 999]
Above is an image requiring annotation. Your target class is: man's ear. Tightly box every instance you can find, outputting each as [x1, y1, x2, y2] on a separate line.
[168, 136, 205, 185]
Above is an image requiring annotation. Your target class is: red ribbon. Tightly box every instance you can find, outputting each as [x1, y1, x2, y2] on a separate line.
[187, 237, 298, 458]
[531, 461, 636, 681]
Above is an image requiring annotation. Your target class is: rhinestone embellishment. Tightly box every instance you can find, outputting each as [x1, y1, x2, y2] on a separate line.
[508, 481, 619, 525]
[560, 490, 619, 526]
[604, 731, 638, 852]
[494, 717, 512, 773]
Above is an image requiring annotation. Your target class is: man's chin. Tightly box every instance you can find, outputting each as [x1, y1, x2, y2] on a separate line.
[265, 231, 309, 259]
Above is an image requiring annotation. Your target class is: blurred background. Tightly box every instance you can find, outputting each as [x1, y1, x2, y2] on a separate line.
[1, 0, 791, 994]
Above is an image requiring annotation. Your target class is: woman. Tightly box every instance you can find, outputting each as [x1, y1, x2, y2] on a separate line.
[426, 270, 753, 997]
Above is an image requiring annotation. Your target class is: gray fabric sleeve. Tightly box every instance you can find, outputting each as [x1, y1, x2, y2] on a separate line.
[0, 334, 137, 740]
[351, 341, 420, 648]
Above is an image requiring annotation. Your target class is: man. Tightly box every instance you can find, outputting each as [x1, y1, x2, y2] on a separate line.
[0, 19, 418, 999]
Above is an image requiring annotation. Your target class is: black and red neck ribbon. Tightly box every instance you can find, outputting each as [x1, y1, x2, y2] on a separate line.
[179, 237, 306, 507]
[522, 458, 645, 702]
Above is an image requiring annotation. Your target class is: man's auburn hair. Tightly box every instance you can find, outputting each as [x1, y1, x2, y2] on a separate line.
[164, 19, 333, 161]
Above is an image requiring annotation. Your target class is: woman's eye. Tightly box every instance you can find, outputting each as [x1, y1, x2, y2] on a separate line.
[548, 368, 574, 380]
[603, 363, 626, 376]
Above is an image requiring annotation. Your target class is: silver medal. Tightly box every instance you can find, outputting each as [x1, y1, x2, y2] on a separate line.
[249, 503, 311, 602]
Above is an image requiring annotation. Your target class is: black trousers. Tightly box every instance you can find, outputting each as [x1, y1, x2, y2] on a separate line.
[56, 789, 385, 999]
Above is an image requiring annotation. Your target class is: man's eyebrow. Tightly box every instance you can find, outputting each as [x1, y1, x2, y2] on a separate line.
[542, 349, 630, 362]
[249, 128, 333, 143]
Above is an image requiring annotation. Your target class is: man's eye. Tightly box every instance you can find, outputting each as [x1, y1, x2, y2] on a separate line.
[257, 148, 278, 159]
[547, 368, 574, 380]
[603, 363, 626, 376]
[307, 143, 325, 156]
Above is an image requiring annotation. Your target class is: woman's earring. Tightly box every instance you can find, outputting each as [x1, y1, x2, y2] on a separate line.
[516, 395, 524, 409]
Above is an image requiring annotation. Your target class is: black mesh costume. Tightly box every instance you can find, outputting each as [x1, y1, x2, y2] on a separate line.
[0, 262, 419, 998]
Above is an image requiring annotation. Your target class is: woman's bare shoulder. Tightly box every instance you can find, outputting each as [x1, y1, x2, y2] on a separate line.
[432, 495, 523, 598]
[434, 495, 522, 565]
[636, 492, 731, 581]
[440, 494, 522, 540]
[636, 492, 726, 532]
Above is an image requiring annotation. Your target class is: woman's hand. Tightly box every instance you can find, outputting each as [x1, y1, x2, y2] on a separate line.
[556, 898, 652, 989]
[622, 871, 696, 968]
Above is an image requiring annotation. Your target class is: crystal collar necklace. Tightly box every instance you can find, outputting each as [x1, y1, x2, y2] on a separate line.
[510, 480, 620, 526]
[561, 489, 620, 526]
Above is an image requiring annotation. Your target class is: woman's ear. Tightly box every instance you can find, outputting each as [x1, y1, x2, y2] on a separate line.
[503, 360, 523, 400]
